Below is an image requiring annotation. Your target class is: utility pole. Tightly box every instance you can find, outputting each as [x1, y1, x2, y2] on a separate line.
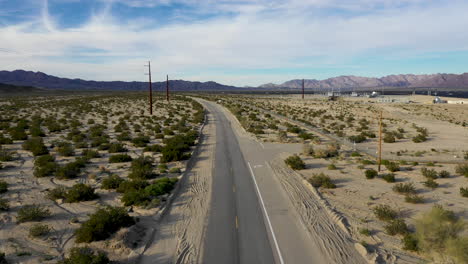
[378, 111, 383, 171]
[302, 79, 305, 99]
[145, 61, 153, 115]
[166, 75, 169, 102]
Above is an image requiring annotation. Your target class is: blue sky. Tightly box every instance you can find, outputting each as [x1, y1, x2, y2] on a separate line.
[1, 0, 467, 86]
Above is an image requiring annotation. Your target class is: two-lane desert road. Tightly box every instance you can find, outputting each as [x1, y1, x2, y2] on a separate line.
[201, 100, 277, 264]
[199, 99, 342, 264]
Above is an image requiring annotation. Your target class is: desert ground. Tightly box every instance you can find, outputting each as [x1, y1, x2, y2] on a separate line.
[0, 92, 467, 264]
[0, 93, 204, 263]
[200, 93, 468, 263]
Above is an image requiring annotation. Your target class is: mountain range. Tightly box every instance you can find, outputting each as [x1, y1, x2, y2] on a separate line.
[0, 70, 468, 92]
[0, 70, 238, 91]
[260, 73, 468, 91]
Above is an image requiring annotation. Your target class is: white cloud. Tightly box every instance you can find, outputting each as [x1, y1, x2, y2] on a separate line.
[0, 0, 467, 85]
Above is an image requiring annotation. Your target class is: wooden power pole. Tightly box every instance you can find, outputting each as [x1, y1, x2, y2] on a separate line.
[166, 75, 169, 102]
[145, 61, 153, 115]
[378, 111, 383, 171]
[302, 79, 305, 99]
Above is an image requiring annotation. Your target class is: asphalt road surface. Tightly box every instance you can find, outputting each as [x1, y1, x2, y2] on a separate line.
[200, 100, 328, 264]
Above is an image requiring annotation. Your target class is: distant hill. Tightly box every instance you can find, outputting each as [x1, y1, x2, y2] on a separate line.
[260, 73, 468, 91]
[0, 82, 45, 93]
[0, 70, 241, 91]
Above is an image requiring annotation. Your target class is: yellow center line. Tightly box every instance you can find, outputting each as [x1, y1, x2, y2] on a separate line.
[235, 216, 239, 229]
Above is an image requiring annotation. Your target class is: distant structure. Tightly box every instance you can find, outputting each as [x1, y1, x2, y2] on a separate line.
[367, 91, 380, 98]
[433, 97, 447, 104]
[447, 100, 468, 104]
[351, 92, 359, 97]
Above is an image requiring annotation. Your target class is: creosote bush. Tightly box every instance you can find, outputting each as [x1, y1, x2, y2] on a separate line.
[455, 163, 468, 177]
[309, 173, 336, 189]
[413, 205, 467, 263]
[385, 162, 400, 172]
[405, 194, 425, 204]
[75, 206, 135, 243]
[373, 204, 397, 221]
[421, 167, 438, 179]
[384, 219, 408, 236]
[382, 173, 395, 183]
[58, 247, 109, 264]
[109, 154, 132, 163]
[128, 156, 155, 179]
[101, 175, 124, 190]
[0, 198, 9, 211]
[0, 180, 7, 194]
[424, 179, 439, 189]
[29, 224, 51, 238]
[64, 184, 98, 203]
[284, 155, 305, 170]
[365, 169, 377, 179]
[17, 204, 51, 223]
[22, 137, 48, 156]
[392, 182, 416, 194]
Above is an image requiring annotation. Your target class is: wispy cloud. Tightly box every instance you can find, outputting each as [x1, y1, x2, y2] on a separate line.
[0, 0, 467, 85]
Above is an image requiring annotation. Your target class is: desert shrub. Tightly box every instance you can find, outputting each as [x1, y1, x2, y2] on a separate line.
[424, 179, 439, 189]
[144, 177, 178, 197]
[0, 180, 7, 193]
[392, 182, 416, 194]
[169, 167, 181, 173]
[144, 144, 162, 153]
[109, 154, 132, 163]
[34, 161, 57, 177]
[0, 252, 8, 264]
[108, 143, 127, 153]
[82, 149, 100, 159]
[161, 132, 197, 162]
[284, 155, 305, 170]
[438, 170, 450, 178]
[302, 144, 314, 156]
[117, 179, 149, 193]
[421, 167, 438, 179]
[0, 134, 13, 144]
[116, 132, 132, 142]
[128, 156, 155, 179]
[365, 169, 377, 179]
[74, 206, 135, 243]
[412, 134, 427, 143]
[455, 163, 468, 177]
[132, 135, 150, 147]
[373, 205, 397, 221]
[361, 159, 375, 165]
[65, 184, 98, 203]
[348, 134, 366, 143]
[9, 127, 27, 140]
[414, 205, 467, 263]
[327, 164, 337, 170]
[385, 162, 400, 172]
[121, 190, 152, 206]
[359, 228, 371, 236]
[0, 198, 9, 211]
[384, 219, 408, 236]
[405, 194, 425, 204]
[313, 143, 340, 158]
[309, 173, 336, 188]
[350, 151, 361, 157]
[383, 133, 396, 143]
[47, 186, 67, 200]
[29, 224, 51, 238]
[17, 204, 50, 223]
[57, 142, 75, 157]
[298, 132, 314, 140]
[382, 173, 396, 183]
[22, 137, 48, 156]
[0, 147, 13, 162]
[34, 154, 54, 167]
[402, 234, 419, 252]
[55, 161, 83, 180]
[460, 187, 468, 198]
[58, 247, 109, 264]
[101, 175, 124, 190]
